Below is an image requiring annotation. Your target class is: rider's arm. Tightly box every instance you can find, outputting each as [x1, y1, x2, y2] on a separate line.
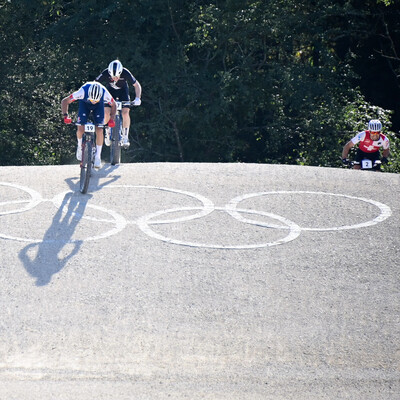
[110, 99, 117, 120]
[123, 68, 141, 99]
[382, 137, 390, 158]
[94, 69, 108, 83]
[133, 80, 142, 99]
[61, 95, 75, 116]
[382, 147, 390, 158]
[342, 131, 364, 159]
[61, 87, 84, 122]
[342, 140, 355, 159]
[103, 87, 117, 121]
[103, 88, 116, 120]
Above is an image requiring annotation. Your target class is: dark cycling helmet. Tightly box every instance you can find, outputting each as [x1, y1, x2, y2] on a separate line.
[88, 82, 102, 103]
[368, 119, 382, 132]
[108, 60, 123, 78]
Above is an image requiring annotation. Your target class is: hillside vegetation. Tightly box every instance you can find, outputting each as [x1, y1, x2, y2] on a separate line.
[1, 0, 399, 172]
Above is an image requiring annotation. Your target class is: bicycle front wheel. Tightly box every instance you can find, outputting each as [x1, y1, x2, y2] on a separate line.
[80, 140, 92, 193]
[110, 115, 121, 165]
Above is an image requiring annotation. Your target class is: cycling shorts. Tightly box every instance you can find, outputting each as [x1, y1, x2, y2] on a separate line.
[77, 101, 104, 125]
[354, 148, 380, 164]
[105, 86, 130, 108]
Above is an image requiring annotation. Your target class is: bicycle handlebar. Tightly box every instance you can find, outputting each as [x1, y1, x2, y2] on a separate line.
[106, 100, 137, 105]
[74, 122, 105, 128]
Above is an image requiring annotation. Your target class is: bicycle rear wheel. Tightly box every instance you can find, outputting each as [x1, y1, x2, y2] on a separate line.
[110, 115, 121, 165]
[80, 140, 92, 193]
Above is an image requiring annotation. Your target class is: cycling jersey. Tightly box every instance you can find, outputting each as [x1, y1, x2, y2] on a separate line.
[69, 82, 114, 125]
[95, 68, 137, 90]
[95, 68, 137, 107]
[69, 82, 114, 105]
[351, 130, 390, 153]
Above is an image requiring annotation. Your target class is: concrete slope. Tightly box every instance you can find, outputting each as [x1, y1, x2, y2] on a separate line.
[0, 163, 399, 400]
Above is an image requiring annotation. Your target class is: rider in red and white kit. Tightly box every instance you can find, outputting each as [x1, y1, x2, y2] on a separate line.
[342, 119, 390, 169]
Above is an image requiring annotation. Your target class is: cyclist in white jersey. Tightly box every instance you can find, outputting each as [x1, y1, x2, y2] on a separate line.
[95, 59, 142, 146]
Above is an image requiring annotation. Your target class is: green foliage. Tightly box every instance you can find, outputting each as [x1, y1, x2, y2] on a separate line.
[377, 0, 398, 5]
[0, 0, 399, 172]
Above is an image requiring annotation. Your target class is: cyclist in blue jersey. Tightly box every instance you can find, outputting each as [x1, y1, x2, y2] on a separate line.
[61, 81, 117, 168]
[95, 59, 142, 146]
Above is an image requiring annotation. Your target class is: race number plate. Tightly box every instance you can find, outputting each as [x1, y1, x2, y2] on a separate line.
[361, 159, 373, 169]
[85, 123, 96, 133]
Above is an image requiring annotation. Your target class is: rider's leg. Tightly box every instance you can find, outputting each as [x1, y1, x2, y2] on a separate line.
[353, 149, 363, 170]
[104, 106, 111, 124]
[122, 108, 130, 129]
[93, 127, 103, 168]
[104, 106, 111, 146]
[95, 126, 104, 147]
[95, 126, 104, 165]
[76, 125, 85, 140]
[93, 104, 105, 167]
[76, 125, 85, 161]
[76, 101, 88, 158]
[121, 107, 131, 145]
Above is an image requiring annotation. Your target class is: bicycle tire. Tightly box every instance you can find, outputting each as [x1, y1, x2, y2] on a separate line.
[80, 139, 92, 194]
[110, 115, 122, 165]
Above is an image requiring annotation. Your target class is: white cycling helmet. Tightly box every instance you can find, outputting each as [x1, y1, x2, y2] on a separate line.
[88, 82, 102, 103]
[108, 59, 123, 78]
[368, 119, 382, 132]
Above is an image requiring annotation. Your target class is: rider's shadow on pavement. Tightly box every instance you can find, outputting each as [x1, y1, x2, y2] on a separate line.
[19, 164, 121, 286]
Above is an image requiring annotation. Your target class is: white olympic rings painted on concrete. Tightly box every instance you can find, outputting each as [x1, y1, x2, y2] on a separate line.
[0, 182, 393, 248]
[136, 206, 302, 249]
[0, 182, 42, 215]
[104, 185, 215, 224]
[227, 191, 392, 231]
[0, 186, 128, 243]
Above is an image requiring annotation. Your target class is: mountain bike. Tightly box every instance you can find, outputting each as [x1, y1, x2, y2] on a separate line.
[108, 100, 136, 165]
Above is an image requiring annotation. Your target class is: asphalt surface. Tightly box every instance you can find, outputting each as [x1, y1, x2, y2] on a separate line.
[0, 162, 399, 399]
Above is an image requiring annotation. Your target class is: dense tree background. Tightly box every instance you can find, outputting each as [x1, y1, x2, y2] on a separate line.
[1, 0, 399, 172]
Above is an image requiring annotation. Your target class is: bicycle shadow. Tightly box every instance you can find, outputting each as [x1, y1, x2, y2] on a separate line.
[19, 163, 121, 286]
